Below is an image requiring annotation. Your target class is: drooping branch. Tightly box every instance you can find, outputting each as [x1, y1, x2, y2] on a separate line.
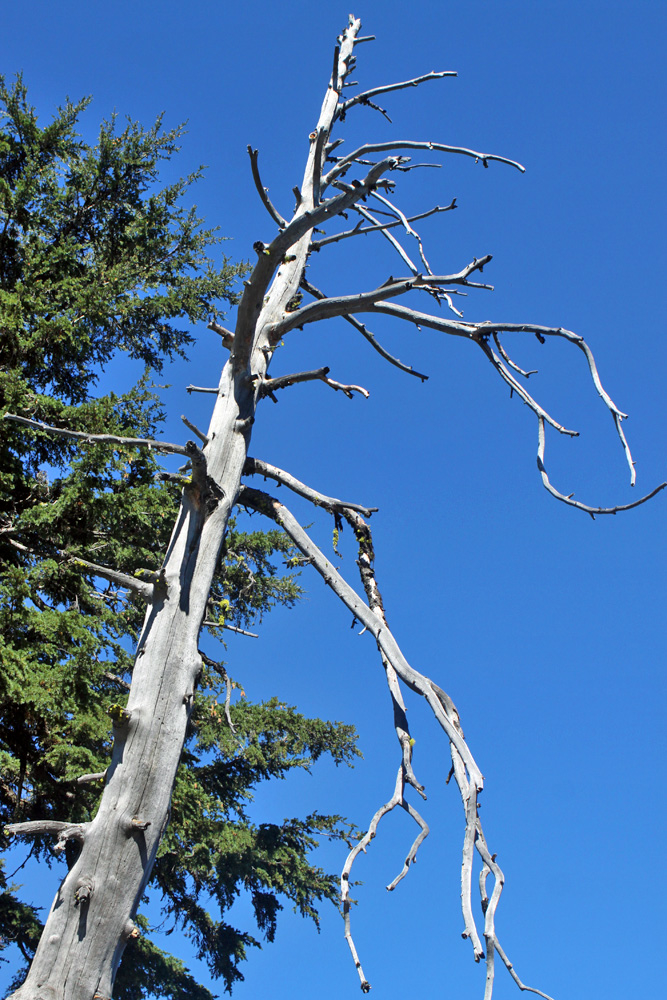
[300, 278, 428, 380]
[3, 414, 190, 456]
[259, 366, 369, 400]
[243, 457, 377, 516]
[239, 485, 544, 995]
[536, 417, 666, 518]
[239, 486, 470, 755]
[270, 259, 659, 501]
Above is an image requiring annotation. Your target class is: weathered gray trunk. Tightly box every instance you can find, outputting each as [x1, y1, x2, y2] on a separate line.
[9, 358, 261, 1000]
[9, 17, 336, 987]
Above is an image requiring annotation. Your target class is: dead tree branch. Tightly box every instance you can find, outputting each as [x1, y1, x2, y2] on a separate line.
[247, 145, 288, 228]
[310, 201, 456, 251]
[243, 457, 377, 516]
[272, 258, 492, 338]
[300, 278, 429, 380]
[207, 320, 235, 349]
[3, 414, 190, 456]
[259, 366, 369, 400]
[536, 418, 666, 517]
[338, 70, 457, 120]
[239, 484, 542, 992]
[322, 140, 525, 192]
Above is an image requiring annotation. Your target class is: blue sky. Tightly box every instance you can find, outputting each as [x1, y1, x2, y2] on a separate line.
[1, 2, 665, 999]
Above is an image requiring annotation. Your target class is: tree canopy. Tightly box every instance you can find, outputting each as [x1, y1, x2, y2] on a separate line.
[0, 76, 360, 998]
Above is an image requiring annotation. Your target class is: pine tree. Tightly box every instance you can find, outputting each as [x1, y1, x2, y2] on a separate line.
[0, 76, 359, 998]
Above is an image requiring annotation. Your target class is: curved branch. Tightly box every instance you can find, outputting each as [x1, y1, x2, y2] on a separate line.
[322, 140, 525, 190]
[536, 417, 666, 517]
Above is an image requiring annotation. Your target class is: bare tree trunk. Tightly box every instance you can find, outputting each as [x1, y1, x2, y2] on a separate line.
[5, 17, 346, 1000]
[6, 16, 662, 1000]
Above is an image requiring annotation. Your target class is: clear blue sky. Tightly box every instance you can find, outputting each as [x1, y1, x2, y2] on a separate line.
[1, 2, 665, 999]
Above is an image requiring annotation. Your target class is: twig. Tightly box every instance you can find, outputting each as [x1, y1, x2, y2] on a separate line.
[247, 146, 288, 228]
[199, 652, 237, 734]
[310, 202, 456, 251]
[202, 620, 259, 638]
[476, 339, 579, 436]
[492, 334, 537, 378]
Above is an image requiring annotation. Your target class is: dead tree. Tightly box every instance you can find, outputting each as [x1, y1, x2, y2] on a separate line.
[4, 15, 664, 1000]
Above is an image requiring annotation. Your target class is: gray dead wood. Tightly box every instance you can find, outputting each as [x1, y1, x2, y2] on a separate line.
[8, 14, 662, 1000]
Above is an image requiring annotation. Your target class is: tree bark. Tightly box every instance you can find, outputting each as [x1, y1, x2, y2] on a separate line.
[9, 14, 662, 999]
[8, 18, 357, 1000]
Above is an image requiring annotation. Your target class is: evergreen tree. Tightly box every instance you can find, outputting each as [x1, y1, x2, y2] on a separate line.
[0, 77, 359, 998]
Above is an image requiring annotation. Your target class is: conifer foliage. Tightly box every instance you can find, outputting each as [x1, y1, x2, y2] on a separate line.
[0, 77, 359, 998]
